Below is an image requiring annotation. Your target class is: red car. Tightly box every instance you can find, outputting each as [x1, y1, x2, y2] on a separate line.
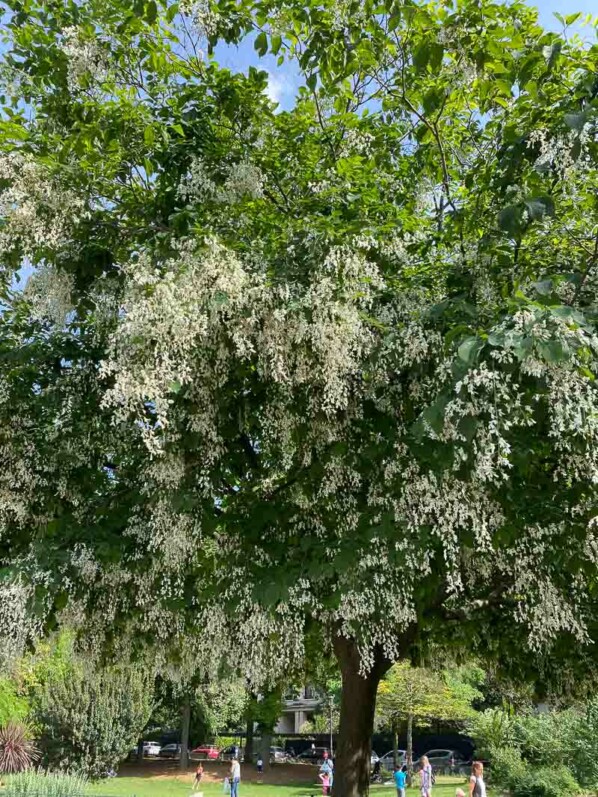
[191, 745, 220, 760]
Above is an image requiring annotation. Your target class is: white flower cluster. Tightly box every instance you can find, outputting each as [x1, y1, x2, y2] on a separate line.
[0, 152, 87, 264]
[179, 157, 264, 204]
[24, 264, 75, 326]
[62, 26, 108, 94]
[339, 128, 375, 157]
[179, 0, 219, 39]
[101, 236, 379, 451]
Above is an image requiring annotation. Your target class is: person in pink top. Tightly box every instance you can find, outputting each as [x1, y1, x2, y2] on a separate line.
[319, 770, 330, 796]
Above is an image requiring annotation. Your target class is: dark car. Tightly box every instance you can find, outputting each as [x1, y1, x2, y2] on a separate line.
[417, 749, 470, 774]
[160, 743, 182, 759]
[220, 745, 242, 762]
[296, 747, 331, 764]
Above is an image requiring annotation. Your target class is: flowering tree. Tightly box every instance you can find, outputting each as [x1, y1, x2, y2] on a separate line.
[1, 0, 598, 794]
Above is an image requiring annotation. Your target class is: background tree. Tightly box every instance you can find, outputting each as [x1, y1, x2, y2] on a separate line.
[377, 663, 482, 772]
[1, 1, 598, 795]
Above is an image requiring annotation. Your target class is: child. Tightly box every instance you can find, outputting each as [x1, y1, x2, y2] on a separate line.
[256, 755, 264, 775]
[194, 763, 204, 788]
[419, 755, 433, 797]
[319, 770, 330, 796]
[394, 766, 407, 797]
[456, 789, 466, 797]
[469, 762, 486, 797]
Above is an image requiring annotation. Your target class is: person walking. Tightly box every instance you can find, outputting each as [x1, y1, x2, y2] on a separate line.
[394, 765, 407, 797]
[230, 757, 241, 797]
[320, 751, 334, 793]
[469, 761, 486, 797]
[419, 755, 433, 797]
[194, 762, 204, 788]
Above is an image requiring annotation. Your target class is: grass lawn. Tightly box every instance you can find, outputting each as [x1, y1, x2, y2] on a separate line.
[88, 775, 470, 797]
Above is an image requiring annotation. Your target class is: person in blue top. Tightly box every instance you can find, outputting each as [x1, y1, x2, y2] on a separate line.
[394, 765, 407, 797]
[320, 752, 334, 793]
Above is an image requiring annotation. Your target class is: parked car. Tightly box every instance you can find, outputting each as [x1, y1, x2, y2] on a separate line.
[379, 750, 407, 770]
[371, 751, 380, 765]
[160, 743, 182, 759]
[143, 741, 162, 757]
[220, 745, 242, 762]
[270, 746, 289, 764]
[296, 747, 331, 764]
[418, 749, 470, 774]
[192, 744, 221, 760]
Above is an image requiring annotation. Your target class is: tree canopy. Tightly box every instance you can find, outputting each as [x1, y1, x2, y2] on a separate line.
[1, 0, 598, 792]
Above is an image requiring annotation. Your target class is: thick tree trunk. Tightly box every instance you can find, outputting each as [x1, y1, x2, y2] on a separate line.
[261, 731, 272, 771]
[244, 715, 254, 764]
[406, 712, 413, 786]
[179, 696, 191, 771]
[333, 635, 391, 797]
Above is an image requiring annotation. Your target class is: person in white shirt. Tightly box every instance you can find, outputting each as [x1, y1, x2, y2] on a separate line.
[230, 757, 241, 797]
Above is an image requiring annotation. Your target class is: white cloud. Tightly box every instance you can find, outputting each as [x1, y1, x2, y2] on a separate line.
[265, 70, 294, 109]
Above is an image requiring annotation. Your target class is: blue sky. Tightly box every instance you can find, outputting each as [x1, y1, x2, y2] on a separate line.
[214, 0, 598, 110]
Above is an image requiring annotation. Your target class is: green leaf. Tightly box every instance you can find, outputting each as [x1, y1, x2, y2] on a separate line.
[166, 3, 179, 23]
[564, 112, 587, 131]
[537, 340, 567, 363]
[145, 0, 158, 24]
[271, 34, 282, 55]
[498, 205, 523, 236]
[255, 31, 268, 57]
[143, 126, 155, 146]
[413, 43, 429, 73]
[565, 12, 581, 25]
[458, 415, 478, 443]
[422, 393, 450, 435]
[531, 279, 553, 296]
[512, 336, 533, 360]
[306, 73, 317, 91]
[458, 336, 482, 366]
[524, 195, 555, 221]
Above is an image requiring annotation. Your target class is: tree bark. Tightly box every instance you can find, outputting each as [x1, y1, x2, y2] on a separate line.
[333, 635, 392, 797]
[406, 712, 413, 786]
[244, 715, 254, 764]
[393, 722, 399, 769]
[179, 696, 191, 772]
[261, 731, 272, 771]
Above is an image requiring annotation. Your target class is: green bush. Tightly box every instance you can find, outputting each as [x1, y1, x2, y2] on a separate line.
[487, 745, 526, 791]
[512, 712, 576, 769]
[467, 709, 517, 759]
[34, 664, 152, 779]
[510, 765, 579, 797]
[568, 698, 598, 789]
[5, 770, 88, 796]
[0, 679, 30, 728]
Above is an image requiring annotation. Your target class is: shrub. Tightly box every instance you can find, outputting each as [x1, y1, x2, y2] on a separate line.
[567, 698, 598, 789]
[487, 745, 526, 791]
[5, 770, 88, 796]
[467, 709, 517, 759]
[512, 711, 576, 769]
[0, 723, 39, 774]
[510, 765, 580, 797]
[0, 680, 30, 728]
[34, 664, 152, 779]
